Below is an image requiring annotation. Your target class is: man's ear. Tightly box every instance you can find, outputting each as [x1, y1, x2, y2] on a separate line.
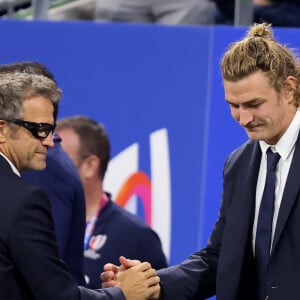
[81, 154, 100, 179]
[0, 120, 8, 143]
[285, 76, 298, 104]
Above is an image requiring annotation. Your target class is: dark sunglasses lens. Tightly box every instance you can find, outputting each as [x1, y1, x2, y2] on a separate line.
[13, 119, 55, 140]
[34, 124, 55, 139]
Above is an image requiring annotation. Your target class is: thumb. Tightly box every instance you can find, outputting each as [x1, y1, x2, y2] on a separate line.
[119, 256, 141, 270]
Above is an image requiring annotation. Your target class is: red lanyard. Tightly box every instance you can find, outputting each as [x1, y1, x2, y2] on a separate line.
[84, 193, 108, 250]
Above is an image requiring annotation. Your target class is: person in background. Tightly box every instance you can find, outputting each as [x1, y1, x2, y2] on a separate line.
[0, 61, 86, 286]
[212, 0, 300, 27]
[102, 22, 300, 299]
[93, 0, 216, 25]
[253, 0, 300, 27]
[45, 0, 216, 25]
[56, 115, 168, 288]
[0, 71, 160, 299]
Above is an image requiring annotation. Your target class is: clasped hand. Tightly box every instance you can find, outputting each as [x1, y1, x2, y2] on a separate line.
[101, 256, 160, 300]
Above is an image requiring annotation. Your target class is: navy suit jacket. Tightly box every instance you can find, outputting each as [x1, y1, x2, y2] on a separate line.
[0, 155, 125, 299]
[159, 132, 300, 300]
[22, 136, 86, 286]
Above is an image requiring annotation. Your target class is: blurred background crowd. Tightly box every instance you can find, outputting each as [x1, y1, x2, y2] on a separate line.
[1, 0, 300, 27]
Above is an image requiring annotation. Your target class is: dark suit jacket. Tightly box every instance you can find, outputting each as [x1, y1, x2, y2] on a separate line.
[159, 132, 300, 300]
[22, 136, 86, 286]
[0, 155, 125, 299]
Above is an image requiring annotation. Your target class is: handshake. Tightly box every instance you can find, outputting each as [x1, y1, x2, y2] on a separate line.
[101, 256, 161, 300]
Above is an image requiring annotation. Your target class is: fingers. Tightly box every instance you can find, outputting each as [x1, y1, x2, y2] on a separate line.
[101, 270, 117, 288]
[128, 261, 158, 283]
[141, 266, 157, 280]
[101, 279, 116, 288]
[119, 256, 141, 269]
[115, 265, 161, 300]
[101, 270, 115, 281]
[101, 258, 160, 297]
[146, 275, 160, 287]
[103, 263, 119, 273]
[134, 261, 151, 272]
[148, 283, 161, 299]
[130, 263, 159, 287]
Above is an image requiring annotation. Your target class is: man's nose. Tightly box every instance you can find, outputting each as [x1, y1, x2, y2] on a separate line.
[238, 108, 253, 126]
[42, 132, 55, 148]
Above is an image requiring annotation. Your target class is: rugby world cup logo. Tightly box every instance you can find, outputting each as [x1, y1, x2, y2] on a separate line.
[104, 128, 171, 261]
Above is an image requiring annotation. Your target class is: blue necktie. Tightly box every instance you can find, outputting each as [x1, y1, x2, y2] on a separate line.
[255, 148, 281, 300]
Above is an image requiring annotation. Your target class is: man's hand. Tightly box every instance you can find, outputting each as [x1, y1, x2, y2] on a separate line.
[116, 261, 160, 300]
[101, 256, 161, 299]
[101, 256, 140, 288]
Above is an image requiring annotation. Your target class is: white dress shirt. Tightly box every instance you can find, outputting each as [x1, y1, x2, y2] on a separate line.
[0, 152, 20, 177]
[252, 109, 300, 254]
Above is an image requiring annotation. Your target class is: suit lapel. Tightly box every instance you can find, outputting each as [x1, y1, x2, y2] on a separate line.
[272, 131, 300, 252]
[230, 142, 261, 230]
[218, 142, 261, 299]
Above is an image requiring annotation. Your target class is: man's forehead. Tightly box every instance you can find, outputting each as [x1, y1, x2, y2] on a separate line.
[22, 97, 54, 119]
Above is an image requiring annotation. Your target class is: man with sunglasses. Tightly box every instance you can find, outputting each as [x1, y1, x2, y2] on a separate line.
[0, 61, 87, 286]
[0, 71, 160, 299]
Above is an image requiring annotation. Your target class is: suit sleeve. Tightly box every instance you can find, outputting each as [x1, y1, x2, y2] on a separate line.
[8, 187, 124, 300]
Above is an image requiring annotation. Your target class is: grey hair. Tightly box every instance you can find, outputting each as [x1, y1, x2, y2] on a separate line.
[0, 72, 62, 120]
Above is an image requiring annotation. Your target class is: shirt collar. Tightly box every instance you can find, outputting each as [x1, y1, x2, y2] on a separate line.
[260, 108, 300, 159]
[0, 152, 21, 177]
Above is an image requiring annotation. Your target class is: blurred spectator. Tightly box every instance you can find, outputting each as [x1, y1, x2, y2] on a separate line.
[211, 0, 235, 24]
[56, 115, 168, 288]
[47, 0, 95, 21]
[213, 0, 300, 27]
[0, 61, 86, 286]
[94, 0, 216, 25]
[45, 0, 216, 25]
[253, 0, 300, 27]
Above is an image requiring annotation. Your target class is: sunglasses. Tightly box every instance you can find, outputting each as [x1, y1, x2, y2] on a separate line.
[8, 119, 56, 140]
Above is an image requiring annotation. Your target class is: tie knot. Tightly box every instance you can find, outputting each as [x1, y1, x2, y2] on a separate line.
[266, 149, 281, 172]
